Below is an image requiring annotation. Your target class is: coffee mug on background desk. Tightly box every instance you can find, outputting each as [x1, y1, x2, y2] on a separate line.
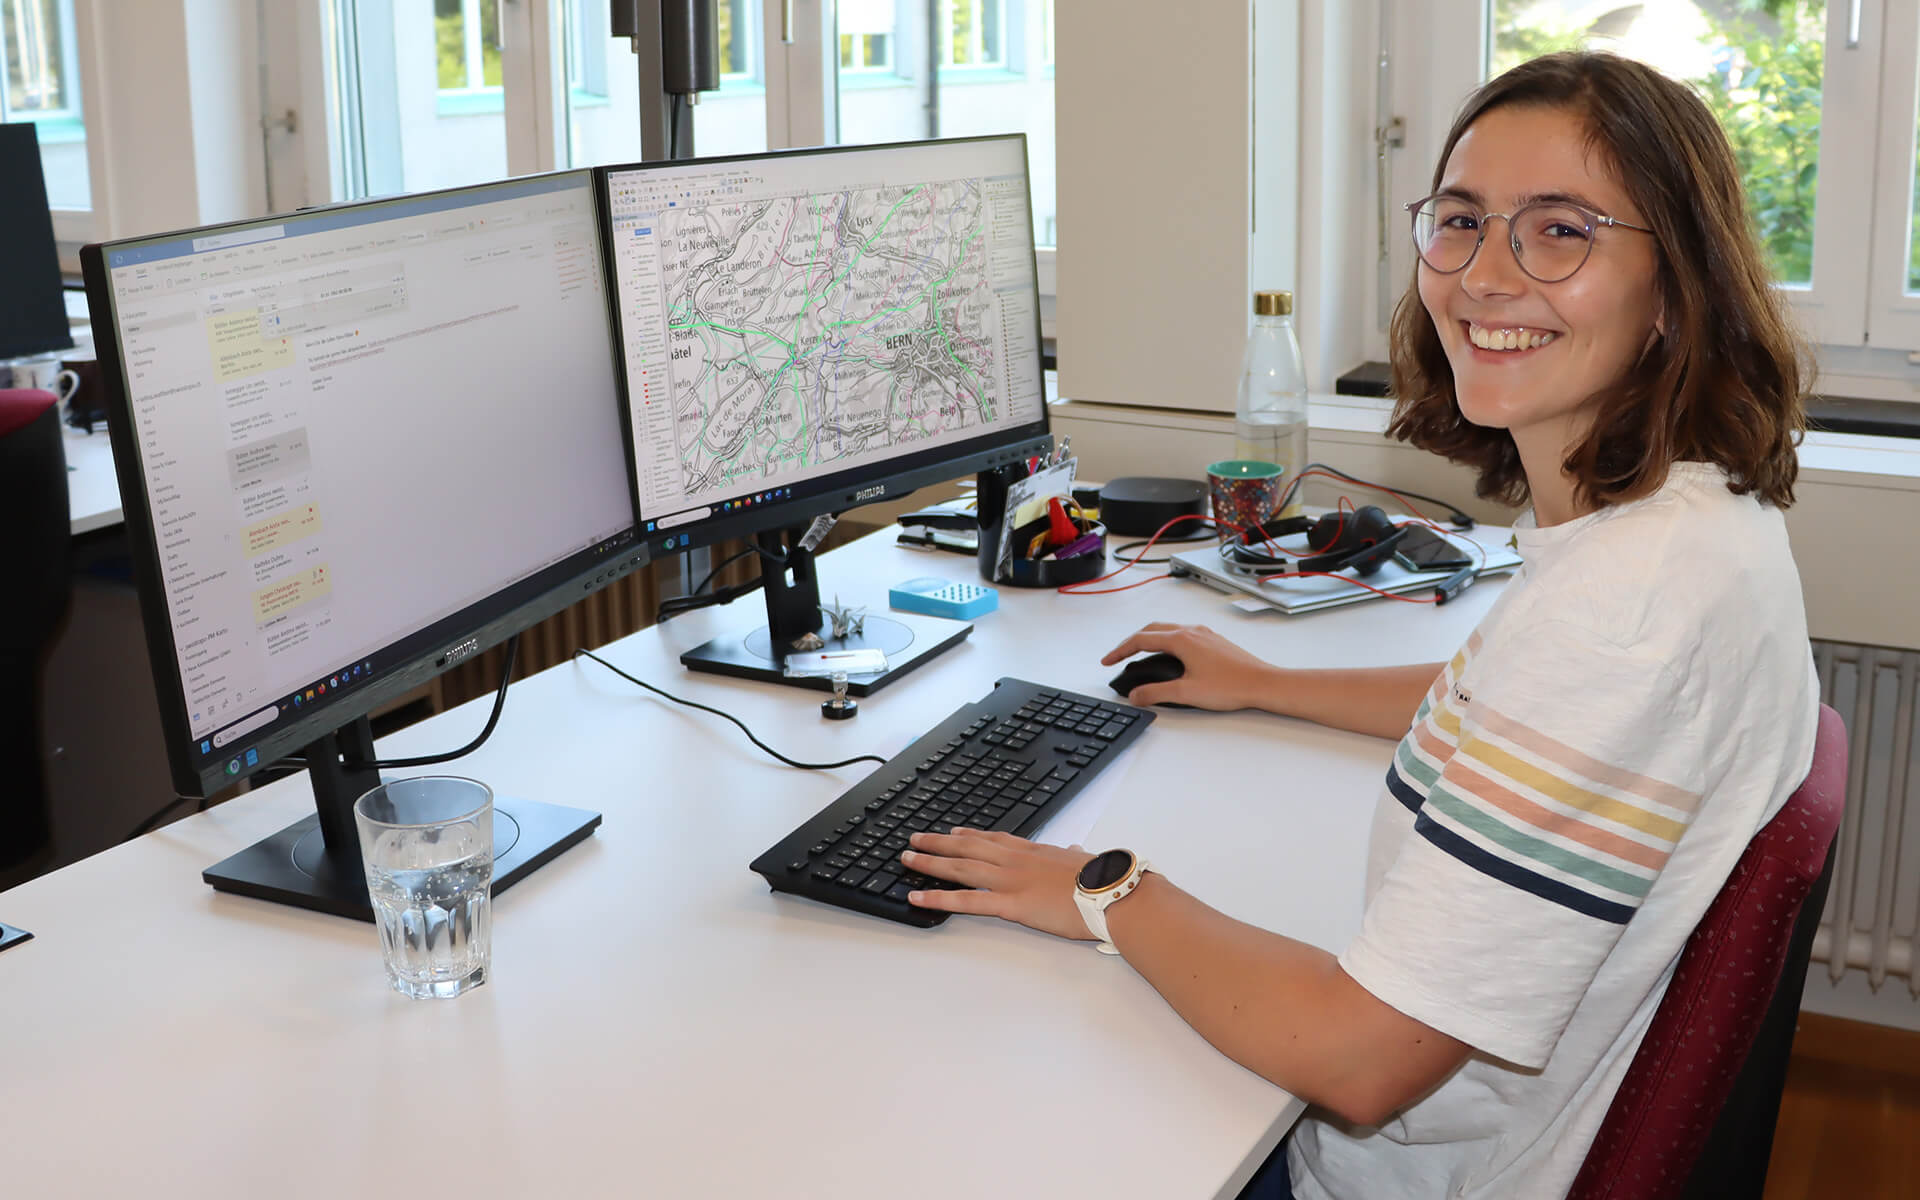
[1207, 459, 1284, 544]
[59, 354, 105, 432]
[2, 356, 80, 421]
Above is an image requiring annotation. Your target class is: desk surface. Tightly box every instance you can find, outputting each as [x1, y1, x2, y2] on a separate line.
[62, 420, 122, 535]
[0, 528, 1510, 1198]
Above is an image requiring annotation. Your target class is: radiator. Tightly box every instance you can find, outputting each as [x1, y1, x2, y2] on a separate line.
[1810, 640, 1920, 997]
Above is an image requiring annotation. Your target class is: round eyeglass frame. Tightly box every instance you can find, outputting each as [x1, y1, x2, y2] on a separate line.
[1405, 195, 1656, 284]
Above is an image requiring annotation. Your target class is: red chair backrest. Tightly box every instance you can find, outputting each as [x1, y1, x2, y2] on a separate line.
[1567, 702, 1847, 1200]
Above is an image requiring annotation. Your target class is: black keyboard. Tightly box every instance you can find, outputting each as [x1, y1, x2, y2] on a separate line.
[750, 677, 1156, 927]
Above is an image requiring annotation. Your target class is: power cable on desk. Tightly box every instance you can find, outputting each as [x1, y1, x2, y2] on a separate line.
[573, 647, 887, 771]
[120, 635, 523, 843]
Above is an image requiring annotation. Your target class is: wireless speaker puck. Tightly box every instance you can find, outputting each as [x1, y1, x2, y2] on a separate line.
[1097, 477, 1210, 537]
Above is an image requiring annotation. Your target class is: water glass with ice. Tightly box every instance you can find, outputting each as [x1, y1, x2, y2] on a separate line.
[353, 776, 494, 999]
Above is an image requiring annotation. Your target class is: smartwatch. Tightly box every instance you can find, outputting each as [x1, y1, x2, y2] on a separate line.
[1073, 849, 1153, 955]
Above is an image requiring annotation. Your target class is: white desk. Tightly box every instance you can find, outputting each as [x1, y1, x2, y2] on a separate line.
[62, 421, 122, 535]
[0, 528, 1510, 1198]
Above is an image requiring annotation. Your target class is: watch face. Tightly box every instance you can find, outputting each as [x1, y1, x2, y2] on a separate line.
[1079, 849, 1136, 892]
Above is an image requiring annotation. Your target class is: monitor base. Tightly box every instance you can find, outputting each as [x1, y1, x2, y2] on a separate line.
[203, 797, 600, 921]
[680, 611, 972, 696]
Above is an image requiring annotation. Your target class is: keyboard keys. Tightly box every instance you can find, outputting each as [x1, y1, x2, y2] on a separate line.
[749, 679, 1155, 927]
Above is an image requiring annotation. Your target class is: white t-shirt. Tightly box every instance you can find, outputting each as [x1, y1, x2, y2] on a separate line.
[1289, 462, 1819, 1200]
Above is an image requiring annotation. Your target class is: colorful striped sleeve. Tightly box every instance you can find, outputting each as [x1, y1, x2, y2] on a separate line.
[1339, 618, 1702, 1067]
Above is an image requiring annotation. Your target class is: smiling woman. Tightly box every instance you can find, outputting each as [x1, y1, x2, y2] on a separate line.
[1388, 53, 1807, 525]
[897, 50, 1823, 1200]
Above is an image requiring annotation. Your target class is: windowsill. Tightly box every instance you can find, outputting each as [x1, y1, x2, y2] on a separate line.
[938, 66, 1022, 86]
[435, 90, 506, 117]
[839, 71, 912, 91]
[569, 89, 610, 109]
[23, 114, 84, 143]
[1334, 360, 1920, 441]
[1048, 392, 1920, 490]
[710, 80, 768, 98]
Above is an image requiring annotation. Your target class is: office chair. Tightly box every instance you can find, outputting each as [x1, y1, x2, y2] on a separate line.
[1567, 702, 1847, 1200]
[0, 388, 72, 876]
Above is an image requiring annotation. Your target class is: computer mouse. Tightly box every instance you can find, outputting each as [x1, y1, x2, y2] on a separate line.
[1108, 651, 1188, 704]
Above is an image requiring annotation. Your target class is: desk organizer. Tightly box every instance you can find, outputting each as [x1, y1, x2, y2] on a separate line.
[975, 463, 1107, 588]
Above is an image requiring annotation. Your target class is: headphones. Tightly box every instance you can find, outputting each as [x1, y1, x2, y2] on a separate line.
[1221, 506, 1410, 578]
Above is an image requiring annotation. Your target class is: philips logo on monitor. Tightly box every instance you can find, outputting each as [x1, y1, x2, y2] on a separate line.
[854, 485, 887, 502]
[440, 637, 481, 667]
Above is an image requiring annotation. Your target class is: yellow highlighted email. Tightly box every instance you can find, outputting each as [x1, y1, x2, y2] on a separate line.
[244, 504, 321, 557]
[208, 310, 295, 382]
[253, 564, 331, 622]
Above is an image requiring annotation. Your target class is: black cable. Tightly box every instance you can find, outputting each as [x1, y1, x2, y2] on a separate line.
[656, 546, 760, 622]
[121, 636, 522, 843]
[124, 793, 199, 841]
[1279, 462, 1476, 528]
[573, 647, 887, 771]
[356, 633, 519, 769]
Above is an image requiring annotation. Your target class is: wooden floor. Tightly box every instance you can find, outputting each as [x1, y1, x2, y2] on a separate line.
[1763, 1013, 1920, 1198]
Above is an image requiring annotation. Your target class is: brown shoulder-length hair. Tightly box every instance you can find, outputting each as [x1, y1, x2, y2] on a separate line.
[1387, 52, 1806, 510]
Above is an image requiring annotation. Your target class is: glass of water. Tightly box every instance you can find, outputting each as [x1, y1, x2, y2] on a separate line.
[353, 776, 495, 999]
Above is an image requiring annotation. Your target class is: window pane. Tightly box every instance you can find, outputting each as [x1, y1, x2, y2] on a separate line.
[1, 0, 88, 209]
[335, 0, 508, 197]
[1909, 88, 1920, 291]
[951, 1, 974, 66]
[1489, 0, 1825, 286]
[434, 0, 465, 89]
[479, 0, 503, 88]
[836, 1, 1054, 248]
[560, 0, 767, 166]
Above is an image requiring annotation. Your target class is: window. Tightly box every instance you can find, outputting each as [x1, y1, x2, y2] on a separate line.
[944, 0, 1004, 68]
[834, 1, 1054, 250]
[332, 0, 510, 197]
[718, 0, 755, 77]
[435, 0, 503, 96]
[0, 0, 88, 212]
[1491, 3, 1824, 288]
[1388, 1, 1920, 398]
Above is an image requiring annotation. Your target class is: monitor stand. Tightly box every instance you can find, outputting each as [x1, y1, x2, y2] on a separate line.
[202, 718, 600, 922]
[680, 527, 972, 697]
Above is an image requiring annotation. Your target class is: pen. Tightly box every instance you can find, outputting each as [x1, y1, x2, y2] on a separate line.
[1433, 566, 1476, 605]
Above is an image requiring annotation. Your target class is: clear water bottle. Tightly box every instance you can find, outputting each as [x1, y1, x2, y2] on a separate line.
[1235, 290, 1309, 518]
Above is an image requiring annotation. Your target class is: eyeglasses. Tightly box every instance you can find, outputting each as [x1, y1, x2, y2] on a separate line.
[1406, 194, 1655, 283]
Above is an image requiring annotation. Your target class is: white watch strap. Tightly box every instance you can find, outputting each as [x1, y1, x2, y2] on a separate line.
[1075, 857, 1152, 955]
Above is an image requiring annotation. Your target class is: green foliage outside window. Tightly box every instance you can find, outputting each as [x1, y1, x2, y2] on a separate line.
[435, 0, 503, 91]
[1492, 1, 1826, 286]
[951, 1, 975, 66]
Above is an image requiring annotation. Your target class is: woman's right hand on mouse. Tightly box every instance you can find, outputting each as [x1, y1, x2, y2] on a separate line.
[1102, 623, 1285, 711]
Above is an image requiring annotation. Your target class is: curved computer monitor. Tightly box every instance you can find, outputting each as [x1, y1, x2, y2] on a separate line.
[596, 134, 1051, 693]
[81, 171, 646, 918]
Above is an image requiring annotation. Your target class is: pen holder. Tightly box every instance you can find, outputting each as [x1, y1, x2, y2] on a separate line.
[976, 464, 1107, 588]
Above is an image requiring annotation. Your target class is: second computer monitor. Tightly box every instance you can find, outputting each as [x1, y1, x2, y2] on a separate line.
[599, 135, 1051, 691]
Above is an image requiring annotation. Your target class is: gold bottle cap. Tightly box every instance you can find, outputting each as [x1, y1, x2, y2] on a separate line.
[1253, 290, 1293, 316]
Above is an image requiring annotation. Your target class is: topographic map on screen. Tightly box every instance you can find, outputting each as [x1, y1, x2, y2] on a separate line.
[658, 179, 1000, 496]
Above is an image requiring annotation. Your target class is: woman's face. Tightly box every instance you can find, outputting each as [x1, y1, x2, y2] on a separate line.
[1417, 105, 1664, 455]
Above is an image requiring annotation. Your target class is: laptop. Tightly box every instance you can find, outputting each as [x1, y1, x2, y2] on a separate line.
[1166, 527, 1523, 615]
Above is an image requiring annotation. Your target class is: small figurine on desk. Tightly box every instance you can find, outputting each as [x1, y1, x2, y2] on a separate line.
[823, 596, 866, 641]
[821, 671, 858, 721]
